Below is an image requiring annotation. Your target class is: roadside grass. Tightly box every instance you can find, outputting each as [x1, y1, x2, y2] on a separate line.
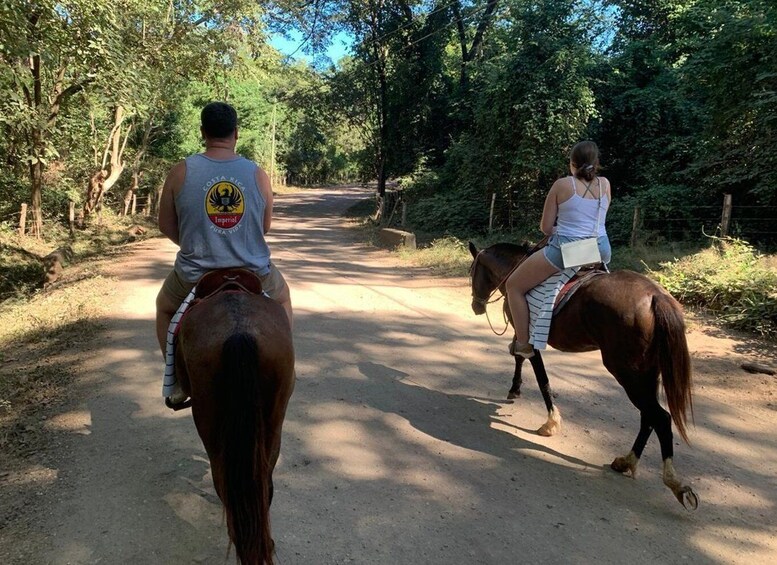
[273, 184, 304, 195]
[0, 274, 116, 456]
[648, 238, 777, 337]
[1, 213, 156, 300]
[0, 215, 135, 458]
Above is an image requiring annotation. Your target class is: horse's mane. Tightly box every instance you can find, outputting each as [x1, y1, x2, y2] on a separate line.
[488, 241, 533, 262]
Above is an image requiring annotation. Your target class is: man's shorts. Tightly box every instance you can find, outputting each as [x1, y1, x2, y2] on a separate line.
[160, 263, 288, 306]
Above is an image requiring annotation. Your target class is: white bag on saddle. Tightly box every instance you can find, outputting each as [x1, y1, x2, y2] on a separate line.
[559, 177, 604, 268]
[561, 237, 601, 268]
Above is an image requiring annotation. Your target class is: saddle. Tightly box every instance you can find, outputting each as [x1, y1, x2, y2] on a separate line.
[553, 266, 607, 314]
[194, 268, 264, 303]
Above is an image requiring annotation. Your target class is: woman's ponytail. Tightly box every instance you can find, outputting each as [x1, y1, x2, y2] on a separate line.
[571, 141, 599, 182]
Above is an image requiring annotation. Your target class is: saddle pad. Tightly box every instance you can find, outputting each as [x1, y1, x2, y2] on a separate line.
[162, 286, 197, 398]
[526, 268, 579, 350]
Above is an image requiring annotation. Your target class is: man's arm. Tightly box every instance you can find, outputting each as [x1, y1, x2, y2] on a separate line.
[256, 167, 273, 234]
[158, 161, 186, 245]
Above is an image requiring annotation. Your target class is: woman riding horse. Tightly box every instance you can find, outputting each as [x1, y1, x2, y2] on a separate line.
[505, 141, 612, 359]
[469, 241, 698, 510]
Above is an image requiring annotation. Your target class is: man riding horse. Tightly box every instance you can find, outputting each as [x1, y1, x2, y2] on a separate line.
[155, 101, 293, 409]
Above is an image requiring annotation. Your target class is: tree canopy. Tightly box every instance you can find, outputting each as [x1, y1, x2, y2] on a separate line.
[0, 0, 774, 243]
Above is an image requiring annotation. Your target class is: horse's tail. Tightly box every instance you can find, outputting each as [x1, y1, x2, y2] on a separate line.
[652, 293, 694, 443]
[218, 332, 274, 565]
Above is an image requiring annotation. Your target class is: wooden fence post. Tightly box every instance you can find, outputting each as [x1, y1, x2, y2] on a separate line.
[630, 206, 641, 247]
[488, 193, 496, 232]
[18, 203, 27, 236]
[69, 201, 75, 236]
[720, 193, 732, 237]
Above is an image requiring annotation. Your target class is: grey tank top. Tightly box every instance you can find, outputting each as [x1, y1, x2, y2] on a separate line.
[174, 154, 271, 283]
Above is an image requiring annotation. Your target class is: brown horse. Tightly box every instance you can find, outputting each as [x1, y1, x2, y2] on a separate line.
[469, 241, 698, 509]
[176, 283, 295, 564]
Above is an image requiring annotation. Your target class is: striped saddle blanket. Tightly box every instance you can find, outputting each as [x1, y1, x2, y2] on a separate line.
[526, 268, 605, 350]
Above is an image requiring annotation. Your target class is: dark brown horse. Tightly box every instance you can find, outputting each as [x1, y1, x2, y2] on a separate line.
[469, 241, 698, 509]
[176, 281, 295, 564]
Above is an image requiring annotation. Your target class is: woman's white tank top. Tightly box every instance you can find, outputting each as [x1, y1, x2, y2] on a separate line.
[555, 176, 609, 238]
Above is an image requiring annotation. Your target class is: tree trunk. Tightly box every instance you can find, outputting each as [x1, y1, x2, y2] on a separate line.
[368, 3, 388, 197]
[21, 10, 89, 237]
[123, 171, 141, 216]
[122, 117, 152, 216]
[28, 150, 44, 237]
[452, 0, 501, 89]
[83, 106, 129, 220]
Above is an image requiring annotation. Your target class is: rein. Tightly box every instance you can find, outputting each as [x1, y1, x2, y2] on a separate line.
[471, 235, 550, 336]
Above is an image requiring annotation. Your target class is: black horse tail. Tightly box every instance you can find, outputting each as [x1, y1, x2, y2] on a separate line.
[652, 294, 694, 443]
[218, 332, 274, 565]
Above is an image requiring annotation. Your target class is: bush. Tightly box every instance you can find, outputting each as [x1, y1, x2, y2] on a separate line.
[406, 190, 490, 234]
[650, 238, 777, 336]
[397, 236, 472, 276]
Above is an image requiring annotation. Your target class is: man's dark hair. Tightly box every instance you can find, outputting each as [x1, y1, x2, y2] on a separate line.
[201, 102, 238, 139]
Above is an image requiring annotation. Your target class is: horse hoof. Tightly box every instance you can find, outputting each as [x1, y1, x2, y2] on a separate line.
[676, 487, 699, 511]
[611, 457, 636, 476]
[537, 423, 557, 437]
[507, 391, 520, 400]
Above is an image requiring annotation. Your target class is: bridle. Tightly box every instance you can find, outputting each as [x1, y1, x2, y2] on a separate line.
[470, 251, 517, 336]
[470, 236, 551, 335]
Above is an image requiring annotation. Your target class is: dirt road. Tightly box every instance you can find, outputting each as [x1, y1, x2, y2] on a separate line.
[2, 186, 776, 564]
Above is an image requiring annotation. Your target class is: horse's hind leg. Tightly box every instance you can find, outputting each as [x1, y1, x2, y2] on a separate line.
[612, 397, 698, 510]
[651, 403, 699, 510]
[611, 411, 654, 478]
[528, 352, 561, 436]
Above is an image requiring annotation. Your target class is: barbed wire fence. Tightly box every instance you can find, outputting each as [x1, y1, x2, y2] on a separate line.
[483, 191, 777, 247]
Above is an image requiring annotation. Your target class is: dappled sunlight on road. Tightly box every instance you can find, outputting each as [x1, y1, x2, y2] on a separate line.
[12, 187, 775, 564]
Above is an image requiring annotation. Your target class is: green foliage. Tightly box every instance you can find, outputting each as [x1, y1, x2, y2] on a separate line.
[650, 238, 777, 336]
[431, 0, 597, 232]
[406, 189, 490, 234]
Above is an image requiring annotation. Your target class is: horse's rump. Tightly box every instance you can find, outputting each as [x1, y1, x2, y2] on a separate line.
[547, 270, 669, 353]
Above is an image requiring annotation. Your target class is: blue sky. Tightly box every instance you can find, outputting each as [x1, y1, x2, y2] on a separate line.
[269, 30, 352, 63]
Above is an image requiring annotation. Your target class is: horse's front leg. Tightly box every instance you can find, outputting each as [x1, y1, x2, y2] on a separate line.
[528, 351, 562, 436]
[507, 356, 524, 400]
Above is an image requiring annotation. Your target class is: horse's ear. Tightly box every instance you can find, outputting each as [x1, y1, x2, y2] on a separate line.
[468, 241, 479, 259]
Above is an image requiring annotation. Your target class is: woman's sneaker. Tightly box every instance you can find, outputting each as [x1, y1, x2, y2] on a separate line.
[509, 338, 535, 359]
[165, 386, 191, 411]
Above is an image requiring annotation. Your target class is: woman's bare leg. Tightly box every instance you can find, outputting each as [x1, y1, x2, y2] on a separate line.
[505, 251, 559, 344]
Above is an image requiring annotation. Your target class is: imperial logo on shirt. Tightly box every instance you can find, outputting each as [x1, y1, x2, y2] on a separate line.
[205, 181, 245, 229]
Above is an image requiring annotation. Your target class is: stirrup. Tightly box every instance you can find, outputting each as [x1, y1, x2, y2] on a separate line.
[165, 396, 192, 411]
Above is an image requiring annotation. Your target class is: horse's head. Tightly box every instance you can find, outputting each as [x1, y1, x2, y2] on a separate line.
[469, 242, 491, 315]
[468, 241, 531, 315]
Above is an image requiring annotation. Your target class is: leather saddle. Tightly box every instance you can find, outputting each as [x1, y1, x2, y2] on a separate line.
[553, 267, 607, 314]
[194, 268, 264, 302]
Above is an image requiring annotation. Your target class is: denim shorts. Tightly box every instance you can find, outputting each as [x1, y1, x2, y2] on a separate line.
[543, 233, 612, 270]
